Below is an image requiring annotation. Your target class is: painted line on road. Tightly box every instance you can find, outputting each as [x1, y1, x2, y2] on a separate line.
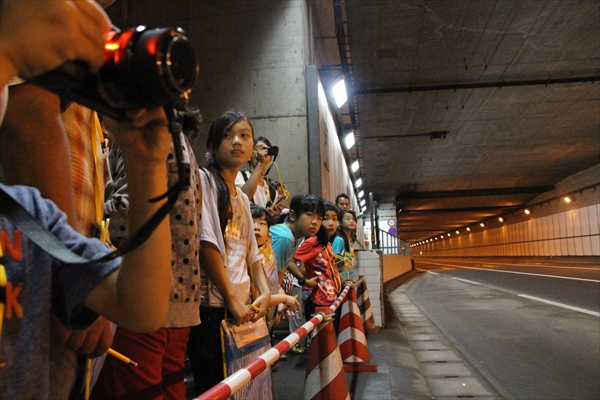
[518, 294, 600, 317]
[451, 277, 481, 285]
[421, 261, 600, 283]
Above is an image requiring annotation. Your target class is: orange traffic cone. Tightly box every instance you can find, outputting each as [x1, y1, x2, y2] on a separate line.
[304, 307, 350, 400]
[338, 286, 371, 365]
[357, 276, 377, 332]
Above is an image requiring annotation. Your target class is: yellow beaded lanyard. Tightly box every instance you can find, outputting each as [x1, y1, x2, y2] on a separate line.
[323, 245, 342, 292]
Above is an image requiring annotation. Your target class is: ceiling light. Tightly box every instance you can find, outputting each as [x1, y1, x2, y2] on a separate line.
[361, 205, 367, 213]
[563, 196, 572, 203]
[332, 78, 347, 108]
[447, 233, 451, 237]
[480, 223, 485, 227]
[358, 190, 364, 199]
[456, 230, 459, 234]
[360, 199, 366, 206]
[524, 209, 531, 215]
[435, 237, 438, 240]
[466, 227, 471, 231]
[351, 161, 359, 172]
[355, 178, 362, 188]
[344, 131, 355, 149]
[498, 217, 504, 222]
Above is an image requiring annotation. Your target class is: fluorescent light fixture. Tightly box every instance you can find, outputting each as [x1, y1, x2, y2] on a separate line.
[361, 205, 367, 213]
[360, 199, 366, 206]
[355, 178, 362, 188]
[351, 161, 359, 172]
[524, 209, 531, 215]
[358, 190, 364, 199]
[332, 79, 347, 108]
[344, 131, 355, 149]
[563, 196, 572, 203]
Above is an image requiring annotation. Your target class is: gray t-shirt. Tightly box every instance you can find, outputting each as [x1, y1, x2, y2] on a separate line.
[0, 184, 120, 399]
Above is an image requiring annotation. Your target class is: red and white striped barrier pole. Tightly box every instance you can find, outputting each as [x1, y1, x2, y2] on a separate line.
[196, 284, 352, 400]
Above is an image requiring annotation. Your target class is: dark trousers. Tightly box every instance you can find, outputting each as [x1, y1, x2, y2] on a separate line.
[187, 306, 225, 396]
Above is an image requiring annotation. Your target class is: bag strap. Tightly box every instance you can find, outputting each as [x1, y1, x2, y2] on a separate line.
[0, 187, 91, 264]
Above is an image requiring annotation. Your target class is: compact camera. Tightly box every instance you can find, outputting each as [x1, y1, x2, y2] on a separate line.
[32, 26, 199, 120]
[267, 146, 279, 157]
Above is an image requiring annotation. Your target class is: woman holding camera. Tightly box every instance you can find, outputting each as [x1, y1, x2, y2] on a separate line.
[235, 136, 281, 213]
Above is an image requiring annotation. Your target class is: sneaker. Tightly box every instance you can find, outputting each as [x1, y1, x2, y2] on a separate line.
[271, 361, 280, 371]
[290, 344, 304, 354]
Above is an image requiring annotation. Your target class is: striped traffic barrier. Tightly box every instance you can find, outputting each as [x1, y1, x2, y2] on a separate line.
[338, 285, 370, 364]
[196, 283, 352, 400]
[356, 276, 377, 332]
[304, 306, 350, 400]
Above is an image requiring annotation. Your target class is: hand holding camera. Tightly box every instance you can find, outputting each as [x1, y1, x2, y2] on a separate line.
[31, 25, 198, 121]
[0, 0, 111, 86]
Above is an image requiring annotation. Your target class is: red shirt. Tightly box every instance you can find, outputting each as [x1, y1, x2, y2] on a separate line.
[294, 237, 341, 306]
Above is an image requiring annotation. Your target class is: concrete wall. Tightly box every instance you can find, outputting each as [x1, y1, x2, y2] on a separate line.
[382, 255, 413, 282]
[109, 0, 312, 196]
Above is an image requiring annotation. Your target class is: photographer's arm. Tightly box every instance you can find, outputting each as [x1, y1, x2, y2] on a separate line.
[0, 84, 77, 224]
[83, 108, 172, 332]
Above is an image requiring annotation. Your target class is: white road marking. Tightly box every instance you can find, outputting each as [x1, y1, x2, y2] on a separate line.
[451, 277, 481, 285]
[518, 294, 600, 317]
[421, 261, 600, 283]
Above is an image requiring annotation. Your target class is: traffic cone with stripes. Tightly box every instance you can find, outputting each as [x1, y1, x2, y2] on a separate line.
[303, 308, 350, 400]
[357, 276, 377, 333]
[337, 285, 375, 372]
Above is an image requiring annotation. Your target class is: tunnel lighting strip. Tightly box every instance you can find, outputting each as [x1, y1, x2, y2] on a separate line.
[430, 258, 600, 271]
[518, 294, 600, 317]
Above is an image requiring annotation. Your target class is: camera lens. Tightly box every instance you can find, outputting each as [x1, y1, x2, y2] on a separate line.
[166, 37, 197, 92]
[99, 26, 198, 109]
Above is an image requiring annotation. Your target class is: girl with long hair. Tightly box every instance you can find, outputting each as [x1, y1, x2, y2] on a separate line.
[187, 111, 271, 395]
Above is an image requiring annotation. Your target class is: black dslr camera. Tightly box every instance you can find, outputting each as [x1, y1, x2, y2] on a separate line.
[267, 145, 279, 157]
[31, 26, 198, 120]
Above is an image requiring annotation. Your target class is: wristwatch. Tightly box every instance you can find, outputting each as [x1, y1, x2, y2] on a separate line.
[298, 277, 306, 286]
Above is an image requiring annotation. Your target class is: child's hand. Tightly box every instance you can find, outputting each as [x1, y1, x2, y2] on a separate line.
[283, 295, 300, 310]
[0, 0, 111, 82]
[250, 293, 270, 322]
[305, 276, 319, 288]
[227, 296, 252, 326]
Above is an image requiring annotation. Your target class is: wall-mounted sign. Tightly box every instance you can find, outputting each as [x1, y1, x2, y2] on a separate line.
[389, 227, 397, 235]
[387, 218, 396, 227]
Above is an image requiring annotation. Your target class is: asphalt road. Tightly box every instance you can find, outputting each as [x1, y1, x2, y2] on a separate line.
[408, 256, 600, 399]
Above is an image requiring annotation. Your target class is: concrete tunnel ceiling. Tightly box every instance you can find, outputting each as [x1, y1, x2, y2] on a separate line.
[314, 0, 600, 244]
